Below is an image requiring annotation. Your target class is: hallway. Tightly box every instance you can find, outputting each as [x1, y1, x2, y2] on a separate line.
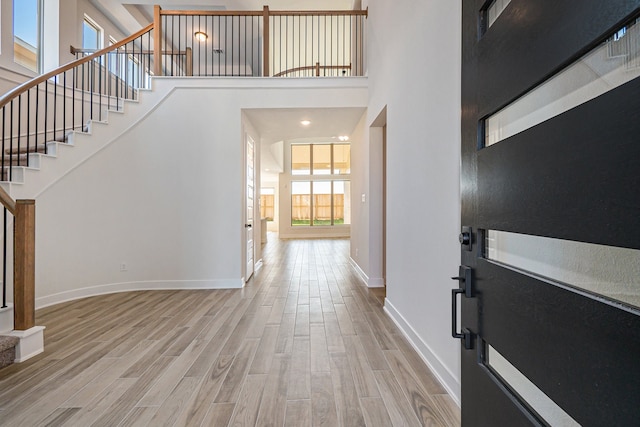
[0, 238, 459, 426]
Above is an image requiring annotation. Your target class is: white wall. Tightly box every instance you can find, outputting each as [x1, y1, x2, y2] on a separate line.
[356, 0, 463, 401]
[0, 0, 131, 90]
[56, 0, 129, 70]
[349, 111, 371, 278]
[29, 77, 367, 307]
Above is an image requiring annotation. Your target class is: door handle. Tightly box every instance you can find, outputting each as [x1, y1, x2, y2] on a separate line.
[245, 224, 252, 228]
[451, 265, 473, 350]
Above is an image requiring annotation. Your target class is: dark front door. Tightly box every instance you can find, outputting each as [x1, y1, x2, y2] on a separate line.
[459, 1, 640, 425]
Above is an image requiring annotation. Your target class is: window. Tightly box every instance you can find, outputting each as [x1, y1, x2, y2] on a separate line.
[290, 143, 350, 226]
[291, 144, 311, 175]
[13, 0, 41, 72]
[107, 37, 152, 89]
[260, 188, 275, 221]
[108, 37, 119, 74]
[292, 181, 311, 226]
[83, 17, 102, 50]
[312, 144, 331, 175]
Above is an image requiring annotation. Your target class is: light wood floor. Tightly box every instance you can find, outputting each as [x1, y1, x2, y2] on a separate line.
[0, 237, 460, 426]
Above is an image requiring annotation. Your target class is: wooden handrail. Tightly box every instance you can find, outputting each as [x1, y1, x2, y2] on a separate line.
[0, 186, 16, 215]
[161, 10, 264, 16]
[70, 47, 188, 55]
[159, 9, 368, 17]
[274, 63, 352, 77]
[0, 23, 153, 111]
[269, 10, 368, 16]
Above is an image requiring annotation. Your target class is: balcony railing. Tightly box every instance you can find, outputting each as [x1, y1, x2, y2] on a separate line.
[153, 6, 367, 77]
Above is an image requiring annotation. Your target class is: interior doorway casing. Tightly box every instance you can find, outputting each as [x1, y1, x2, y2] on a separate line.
[369, 106, 387, 288]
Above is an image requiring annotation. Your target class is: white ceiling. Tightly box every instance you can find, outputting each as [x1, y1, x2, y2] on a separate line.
[244, 107, 366, 180]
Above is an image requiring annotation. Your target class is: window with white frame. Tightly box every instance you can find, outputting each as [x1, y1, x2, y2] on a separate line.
[13, 0, 41, 72]
[83, 17, 102, 51]
[291, 143, 351, 226]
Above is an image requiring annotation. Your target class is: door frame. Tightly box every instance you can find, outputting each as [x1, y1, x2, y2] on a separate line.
[243, 132, 256, 283]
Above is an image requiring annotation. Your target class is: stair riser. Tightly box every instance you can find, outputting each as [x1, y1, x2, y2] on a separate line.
[0, 347, 15, 369]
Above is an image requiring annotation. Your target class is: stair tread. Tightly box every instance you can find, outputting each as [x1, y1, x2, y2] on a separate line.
[4, 144, 47, 155]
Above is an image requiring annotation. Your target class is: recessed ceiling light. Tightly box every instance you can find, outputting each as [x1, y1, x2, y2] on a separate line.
[300, 120, 311, 126]
[194, 31, 208, 42]
[338, 135, 349, 141]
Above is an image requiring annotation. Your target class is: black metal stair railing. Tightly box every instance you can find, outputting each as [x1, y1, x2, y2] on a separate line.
[0, 26, 154, 315]
[0, 24, 154, 184]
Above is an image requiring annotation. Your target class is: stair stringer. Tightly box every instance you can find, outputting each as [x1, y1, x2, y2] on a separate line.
[0, 85, 177, 201]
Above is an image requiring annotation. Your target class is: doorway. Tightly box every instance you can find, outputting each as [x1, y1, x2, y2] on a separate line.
[370, 107, 387, 295]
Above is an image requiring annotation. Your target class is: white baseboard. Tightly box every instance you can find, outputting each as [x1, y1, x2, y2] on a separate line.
[349, 258, 385, 288]
[384, 298, 461, 405]
[367, 277, 385, 288]
[9, 326, 45, 362]
[35, 279, 243, 310]
[349, 257, 369, 285]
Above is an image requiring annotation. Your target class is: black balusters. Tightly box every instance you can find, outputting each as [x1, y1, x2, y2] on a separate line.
[2, 208, 6, 309]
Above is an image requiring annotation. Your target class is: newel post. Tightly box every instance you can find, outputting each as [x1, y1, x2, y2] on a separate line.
[13, 200, 35, 331]
[154, 5, 163, 76]
[263, 5, 270, 76]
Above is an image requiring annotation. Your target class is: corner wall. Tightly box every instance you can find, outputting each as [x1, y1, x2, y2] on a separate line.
[32, 78, 368, 308]
[359, 0, 463, 401]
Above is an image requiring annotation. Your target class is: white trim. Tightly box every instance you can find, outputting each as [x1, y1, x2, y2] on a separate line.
[35, 279, 243, 309]
[0, 304, 14, 334]
[83, 14, 104, 50]
[367, 277, 385, 288]
[8, 326, 45, 362]
[349, 257, 368, 285]
[384, 298, 461, 406]
[349, 257, 385, 288]
[279, 228, 351, 239]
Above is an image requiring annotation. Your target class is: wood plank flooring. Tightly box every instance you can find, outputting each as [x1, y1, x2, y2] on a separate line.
[0, 237, 460, 426]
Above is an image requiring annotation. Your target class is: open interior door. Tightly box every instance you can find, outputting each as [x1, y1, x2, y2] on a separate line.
[245, 134, 255, 282]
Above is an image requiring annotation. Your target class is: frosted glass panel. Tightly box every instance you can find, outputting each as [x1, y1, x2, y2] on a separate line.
[486, 345, 580, 427]
[486, 17, 640, 146]
[486, 230, 640, 308]
[487, 0, 512, 28]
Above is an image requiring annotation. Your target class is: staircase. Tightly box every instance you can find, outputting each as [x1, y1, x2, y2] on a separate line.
[0, 335, 18, 368]
[0, 91, 153, 200]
